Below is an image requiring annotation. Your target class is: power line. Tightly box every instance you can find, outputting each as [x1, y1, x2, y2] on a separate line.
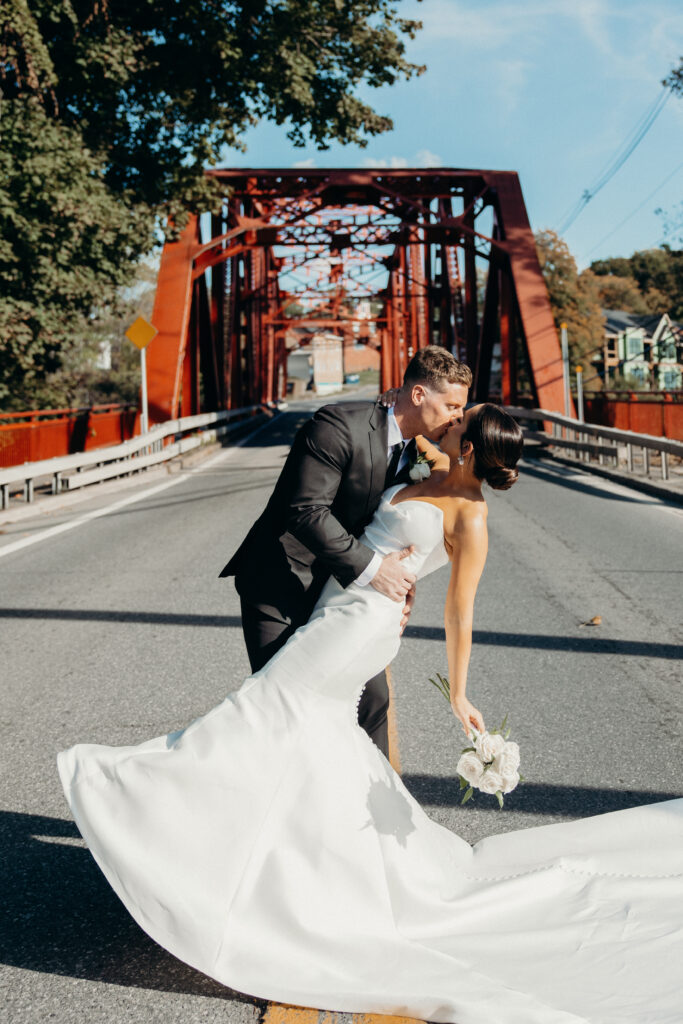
[556, 87, 672, 236]
[584, 157, 683, 258]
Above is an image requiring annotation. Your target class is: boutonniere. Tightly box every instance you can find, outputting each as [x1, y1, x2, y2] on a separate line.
[409, 451, 435, 481]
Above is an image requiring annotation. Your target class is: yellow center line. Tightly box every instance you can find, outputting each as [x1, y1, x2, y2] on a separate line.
[261, 1011, 418, 1024]
[262, 667, 425, 1024]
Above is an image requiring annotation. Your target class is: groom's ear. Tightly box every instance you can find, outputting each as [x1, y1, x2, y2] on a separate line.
[411, 384, 427, 405]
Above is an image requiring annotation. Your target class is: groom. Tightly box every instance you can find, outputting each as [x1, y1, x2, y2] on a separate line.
[220, 347, 471, 758]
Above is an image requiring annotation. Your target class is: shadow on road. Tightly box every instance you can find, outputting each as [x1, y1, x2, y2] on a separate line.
[221, 409, 310, 449]
[0, 810, 265, 1004]
[0, 608, 243, 627]
[403, 776, 682, 815]
[403, 624, 681, 659]
[1, 609, 679, 660]
[520, 459, 667, 506]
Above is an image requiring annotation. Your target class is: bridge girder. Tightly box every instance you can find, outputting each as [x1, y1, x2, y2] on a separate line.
[148, 168, 570, 422]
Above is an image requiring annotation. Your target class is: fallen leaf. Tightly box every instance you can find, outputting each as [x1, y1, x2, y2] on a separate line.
[579, 615, 602, 627]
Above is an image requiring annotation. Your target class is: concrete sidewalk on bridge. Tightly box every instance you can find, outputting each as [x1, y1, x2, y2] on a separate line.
[523, 437, 683, 506]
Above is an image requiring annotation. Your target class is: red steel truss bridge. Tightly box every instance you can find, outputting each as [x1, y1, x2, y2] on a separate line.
[147, 167, 568, 422]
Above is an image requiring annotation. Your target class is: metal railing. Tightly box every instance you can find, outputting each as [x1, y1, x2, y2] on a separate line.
[504, 406, 683, 483]
[0, 406, 267, 511]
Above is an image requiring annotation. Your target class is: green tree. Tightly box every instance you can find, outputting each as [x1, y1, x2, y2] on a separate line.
[0, 98, 155, 408]
[2, 0, 423, 216]
[590, 248, 683, 320]
[534, 230, 605, 386]
[0, 0, 424, 409]
[591, 274, 650, 315]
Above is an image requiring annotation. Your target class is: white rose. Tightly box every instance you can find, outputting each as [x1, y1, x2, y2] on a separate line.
[457, 751, 484, 787]
[478, 768, 504, 795]
[409, 461, 431, 481]
[497, 741, 520, 773]
[499, 769, 520, 795]
[475, 731, 505, 764]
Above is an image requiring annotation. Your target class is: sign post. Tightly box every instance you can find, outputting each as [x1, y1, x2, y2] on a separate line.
[125, 316, 158, 435]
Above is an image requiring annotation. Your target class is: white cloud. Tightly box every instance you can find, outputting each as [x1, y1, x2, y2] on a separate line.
[291, 158, 317, 168]
[497, 59, 529, 114]
[416, 149, 443, 167]
[415, 0, 681, 84]
[362, 156, 409, 168]
[362, 151, 443, 169]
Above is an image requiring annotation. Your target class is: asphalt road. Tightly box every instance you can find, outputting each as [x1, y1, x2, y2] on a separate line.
[1, 395, 682, 1024]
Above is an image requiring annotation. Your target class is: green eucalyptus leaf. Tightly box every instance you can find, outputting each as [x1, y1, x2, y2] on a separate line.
[461, 787, 474, 805]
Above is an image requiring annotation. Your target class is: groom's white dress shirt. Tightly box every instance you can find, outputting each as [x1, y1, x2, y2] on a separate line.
[355, 407, 408, 587]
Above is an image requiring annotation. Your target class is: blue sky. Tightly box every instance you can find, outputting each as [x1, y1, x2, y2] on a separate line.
[218, 0, 683, 270]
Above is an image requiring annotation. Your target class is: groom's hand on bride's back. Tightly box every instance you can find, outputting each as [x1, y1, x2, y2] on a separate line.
[370, 547, 416, 602]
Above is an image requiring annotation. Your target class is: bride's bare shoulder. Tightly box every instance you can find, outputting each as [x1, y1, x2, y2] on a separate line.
[444, 497, 488, 547]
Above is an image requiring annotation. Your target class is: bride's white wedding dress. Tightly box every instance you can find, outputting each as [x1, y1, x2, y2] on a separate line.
[58, 484, 683, 1024]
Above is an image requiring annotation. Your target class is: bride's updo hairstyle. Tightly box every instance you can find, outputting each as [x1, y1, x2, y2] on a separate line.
[462, 404, 523, 490]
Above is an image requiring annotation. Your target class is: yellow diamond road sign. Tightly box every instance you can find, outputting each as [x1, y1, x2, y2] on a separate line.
[126, 316, 158, 350]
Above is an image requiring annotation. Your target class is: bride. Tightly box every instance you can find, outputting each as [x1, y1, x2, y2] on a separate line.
[58, 404, 683, 1024]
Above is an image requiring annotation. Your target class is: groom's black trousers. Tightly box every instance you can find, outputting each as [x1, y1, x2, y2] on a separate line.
[240, 598, 390, 759]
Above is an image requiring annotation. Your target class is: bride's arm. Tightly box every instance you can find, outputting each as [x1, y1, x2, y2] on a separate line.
[444, 509, 488, 737]
[415, 434, 449, 472]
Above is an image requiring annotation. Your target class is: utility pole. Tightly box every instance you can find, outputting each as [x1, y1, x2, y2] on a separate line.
[575, 365, 584, 422]
[561, 322, 571, 418]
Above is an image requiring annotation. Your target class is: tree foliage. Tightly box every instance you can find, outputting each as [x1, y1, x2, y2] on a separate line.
[535, 230, 683, 392]
[663, 55, 682, 95]
[2, 0, 424, 217]
[534, 230, 605, 384]
[590, 248, 683, 320]
[0, 96, 155, 407]
[659, 58, 683, 245]
[0, 0, 424, 409]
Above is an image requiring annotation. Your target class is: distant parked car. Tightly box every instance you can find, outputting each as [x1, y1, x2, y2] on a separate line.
[344, 373, 360, 384]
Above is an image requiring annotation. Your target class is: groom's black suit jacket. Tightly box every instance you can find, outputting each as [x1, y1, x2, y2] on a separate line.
[220, 401, 409, 622]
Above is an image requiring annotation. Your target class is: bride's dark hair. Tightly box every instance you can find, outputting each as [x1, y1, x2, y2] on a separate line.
[462, 404, 523, 490]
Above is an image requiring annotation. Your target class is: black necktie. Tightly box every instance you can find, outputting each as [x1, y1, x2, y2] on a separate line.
[385, 441, 405, 488]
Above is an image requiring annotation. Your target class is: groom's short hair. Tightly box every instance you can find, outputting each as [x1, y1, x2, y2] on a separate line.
[403, 347, 472, 391]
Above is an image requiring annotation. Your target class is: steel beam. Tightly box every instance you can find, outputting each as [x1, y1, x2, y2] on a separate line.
[149, 168, 567, 420]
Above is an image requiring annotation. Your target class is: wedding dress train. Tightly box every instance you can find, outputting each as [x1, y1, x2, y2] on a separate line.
[58, 485, 683, 1024]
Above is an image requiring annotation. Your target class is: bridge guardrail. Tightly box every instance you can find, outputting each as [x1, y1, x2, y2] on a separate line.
[0, 405, 268, 511]
[504, 406, 683, 482]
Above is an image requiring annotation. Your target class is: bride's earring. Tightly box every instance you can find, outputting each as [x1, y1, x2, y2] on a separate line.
[457, 455, 464, 466]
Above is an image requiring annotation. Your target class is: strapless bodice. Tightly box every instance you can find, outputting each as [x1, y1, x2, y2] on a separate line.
[360, 484, 449, 580]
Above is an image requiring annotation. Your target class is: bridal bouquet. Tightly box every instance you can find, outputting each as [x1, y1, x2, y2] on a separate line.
[429, 672, 523, 808]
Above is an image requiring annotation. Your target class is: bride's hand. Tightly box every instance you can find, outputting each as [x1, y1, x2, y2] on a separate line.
[450, 697, 485, 739]
[378, 387, 400, 408]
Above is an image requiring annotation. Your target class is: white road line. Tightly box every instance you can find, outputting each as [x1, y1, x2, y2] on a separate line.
[0, 416, 278, 562]
[0, 474, 187, 562]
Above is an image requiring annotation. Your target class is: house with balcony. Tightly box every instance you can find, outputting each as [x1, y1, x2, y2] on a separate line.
[598, 310, 683, 390]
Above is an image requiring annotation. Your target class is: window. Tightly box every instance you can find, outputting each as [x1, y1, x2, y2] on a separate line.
[626, 331, 642, 359]
[658, 338, 676, 361]
[660, 367, 682, 389]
